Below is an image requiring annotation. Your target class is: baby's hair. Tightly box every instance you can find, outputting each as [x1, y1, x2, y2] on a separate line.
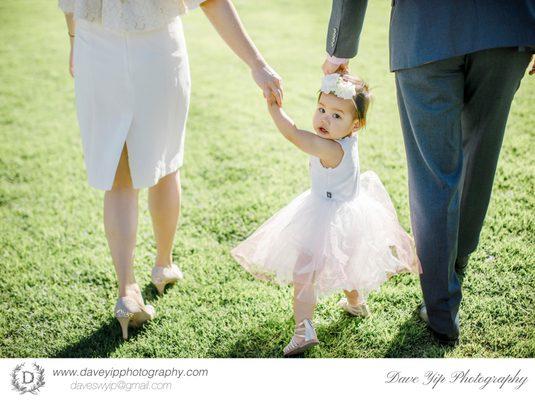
[345, 74, 372, 128]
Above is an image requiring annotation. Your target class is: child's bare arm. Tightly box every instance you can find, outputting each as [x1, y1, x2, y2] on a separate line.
[267, 102, 343, 167]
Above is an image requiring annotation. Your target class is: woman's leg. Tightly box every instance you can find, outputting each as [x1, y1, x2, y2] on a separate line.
[148, 170, 181, 267]
[104, 143, 141, 299]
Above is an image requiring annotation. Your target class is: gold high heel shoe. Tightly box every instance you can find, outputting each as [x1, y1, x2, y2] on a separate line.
[151, 263, 184, 295]
[114, 296, 156, 340]
[283, 319, 320, 357]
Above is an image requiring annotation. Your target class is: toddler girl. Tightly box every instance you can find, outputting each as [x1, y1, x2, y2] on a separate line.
[232, 73, 422, 356]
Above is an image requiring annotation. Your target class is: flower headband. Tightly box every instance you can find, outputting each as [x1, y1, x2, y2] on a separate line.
[320, 74, 357, 100]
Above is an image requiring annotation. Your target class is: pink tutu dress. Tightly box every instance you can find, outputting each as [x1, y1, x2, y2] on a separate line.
[231, 135, 422, 303]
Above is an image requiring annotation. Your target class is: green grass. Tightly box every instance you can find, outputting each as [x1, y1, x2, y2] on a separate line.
[0, 0, 533, 358]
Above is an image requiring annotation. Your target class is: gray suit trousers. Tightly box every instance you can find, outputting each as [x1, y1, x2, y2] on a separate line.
[395, 47, 531, 338]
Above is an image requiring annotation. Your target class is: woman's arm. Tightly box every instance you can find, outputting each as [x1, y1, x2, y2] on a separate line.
[200, 0, 283, 105]
[267, 101, 343, 167]
[63, 12, 75, 77]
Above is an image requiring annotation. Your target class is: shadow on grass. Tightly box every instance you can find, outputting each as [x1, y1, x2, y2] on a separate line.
[52, 284, 459, 358]
[383, 269, 466, 358]
[204, 302, 454, 358]
[207, 317, 294, 358]
[52, 284, 161, 358]
[210, 313, 368, 358]
[382, 308, 449, 358]
[219, 312, 447, 359]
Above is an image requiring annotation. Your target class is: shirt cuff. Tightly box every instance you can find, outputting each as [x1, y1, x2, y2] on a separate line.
[326, 54, 349, 66]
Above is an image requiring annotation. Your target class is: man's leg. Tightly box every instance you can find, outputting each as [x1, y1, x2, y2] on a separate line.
[458, 48, 532, 258]
[395, 57, 466, 339]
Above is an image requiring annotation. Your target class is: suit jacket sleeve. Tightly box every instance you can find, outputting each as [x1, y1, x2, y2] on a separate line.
[326, 0, 368, 59]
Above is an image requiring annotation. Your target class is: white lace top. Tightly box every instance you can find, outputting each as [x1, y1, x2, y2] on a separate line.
[58, 0, 206, 32]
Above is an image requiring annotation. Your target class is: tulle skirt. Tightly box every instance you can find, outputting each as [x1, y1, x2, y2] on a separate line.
[231, 171, 422, 304]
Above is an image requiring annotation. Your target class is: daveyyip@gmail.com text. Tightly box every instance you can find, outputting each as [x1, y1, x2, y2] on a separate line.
[385, 369, 528, 390]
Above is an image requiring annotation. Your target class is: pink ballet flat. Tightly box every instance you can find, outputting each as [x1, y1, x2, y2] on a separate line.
[338, 298, 370, 317]
[283, 319, 320, 357]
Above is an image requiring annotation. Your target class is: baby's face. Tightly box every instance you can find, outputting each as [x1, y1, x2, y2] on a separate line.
[313, 92, 359, 140]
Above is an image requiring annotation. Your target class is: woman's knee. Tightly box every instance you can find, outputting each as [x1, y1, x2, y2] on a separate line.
[151, 169, 180, 192]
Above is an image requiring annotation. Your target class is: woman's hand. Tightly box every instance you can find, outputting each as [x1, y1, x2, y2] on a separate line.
[252, 63, 283, 106]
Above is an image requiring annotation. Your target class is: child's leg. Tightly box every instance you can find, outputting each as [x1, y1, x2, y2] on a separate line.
[284, 257, 321, 355]
[344, 290, 364, 306]
[340, 289, 370, 317]
[293, 282, 316, 325]
[285, 281, 319, 354]
[292, 253, 316, 324]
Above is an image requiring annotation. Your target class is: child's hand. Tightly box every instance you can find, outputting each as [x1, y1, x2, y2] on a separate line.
[266, 92, 279, 107]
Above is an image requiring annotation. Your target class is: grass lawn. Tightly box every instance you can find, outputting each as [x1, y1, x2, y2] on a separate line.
[0, 0, 533, 358]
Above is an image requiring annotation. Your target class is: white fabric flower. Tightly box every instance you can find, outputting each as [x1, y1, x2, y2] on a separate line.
[320, 74, 340, 94]
[320, 74, 356, 100]
[334, 79, 357, 99]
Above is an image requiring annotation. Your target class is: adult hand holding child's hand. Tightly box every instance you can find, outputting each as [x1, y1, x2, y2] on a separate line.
[251, 63, 283, 106]
[322, 56, 349, 75]
[265, 92, 279, 107]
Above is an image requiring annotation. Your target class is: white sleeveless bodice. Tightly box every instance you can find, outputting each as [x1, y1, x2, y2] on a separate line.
[310, 135, 360, 202]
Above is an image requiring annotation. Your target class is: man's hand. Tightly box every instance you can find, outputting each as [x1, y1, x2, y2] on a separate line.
[322, 58, 349, 75]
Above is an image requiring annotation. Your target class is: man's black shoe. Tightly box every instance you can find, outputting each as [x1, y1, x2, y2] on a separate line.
[418, 304, 460, 346]
[455, 254, 470, 274]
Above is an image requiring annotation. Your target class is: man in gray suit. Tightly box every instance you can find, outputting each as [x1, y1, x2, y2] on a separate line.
[323, 0, 534, 345]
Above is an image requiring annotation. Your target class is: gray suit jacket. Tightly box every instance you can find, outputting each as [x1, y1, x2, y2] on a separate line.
[326, 0, 535, 71]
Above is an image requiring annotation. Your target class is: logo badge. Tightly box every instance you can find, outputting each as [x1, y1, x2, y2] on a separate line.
[11, 363, 45, 395]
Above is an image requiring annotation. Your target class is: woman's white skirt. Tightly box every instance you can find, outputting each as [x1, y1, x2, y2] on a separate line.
[73, 17, 190, 190]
